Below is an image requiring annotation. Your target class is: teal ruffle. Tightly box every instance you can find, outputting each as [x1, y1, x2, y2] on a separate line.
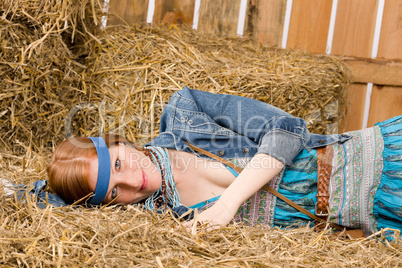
[273, 149, 318, 228]
[374, 115, 402, 241]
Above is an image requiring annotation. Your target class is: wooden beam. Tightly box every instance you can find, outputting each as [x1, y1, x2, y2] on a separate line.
[343, 57, 402, 86]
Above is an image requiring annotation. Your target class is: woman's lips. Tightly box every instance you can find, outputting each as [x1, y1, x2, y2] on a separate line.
[140, 169, 148, 190]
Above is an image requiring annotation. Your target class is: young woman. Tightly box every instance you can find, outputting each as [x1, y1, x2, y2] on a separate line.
[47, 87, 402, 238]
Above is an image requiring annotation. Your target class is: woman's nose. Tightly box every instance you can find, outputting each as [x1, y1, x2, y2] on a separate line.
[118, 174, 140, 190]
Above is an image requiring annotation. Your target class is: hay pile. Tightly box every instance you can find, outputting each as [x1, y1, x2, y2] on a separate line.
[2, 0, 400, 267]
[0, 0, 350, 159]
[1, 167, 402, 267]
[3, 167, 399, 266]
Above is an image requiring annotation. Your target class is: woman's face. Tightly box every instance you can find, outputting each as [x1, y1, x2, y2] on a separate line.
[88, 143, 162, 204]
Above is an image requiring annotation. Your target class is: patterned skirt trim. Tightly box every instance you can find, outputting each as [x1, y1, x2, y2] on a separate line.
[328, 125, 384, 236]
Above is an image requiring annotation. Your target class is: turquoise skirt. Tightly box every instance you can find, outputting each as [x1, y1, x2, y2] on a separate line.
[373, 116, 402, 239]
[195, 116, 402, 240]
[275, 115, 402, 240]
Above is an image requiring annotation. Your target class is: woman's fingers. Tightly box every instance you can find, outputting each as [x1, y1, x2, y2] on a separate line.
[181, 218, 220, 234]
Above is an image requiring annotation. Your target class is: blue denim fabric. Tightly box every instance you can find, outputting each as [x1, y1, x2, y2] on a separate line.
[147, 87, 351, 165]
[13, 180, 69, 208]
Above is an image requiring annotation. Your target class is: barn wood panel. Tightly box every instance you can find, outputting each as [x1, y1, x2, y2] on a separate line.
[154, 0, 195, 25]
[344, 58, 402, 86]
[198, 0, 241, 35]
[332, 0, 378, 57]
[340, 84, 367, 132]
[244, 0, 286, 47]
[378, 0, 402, 59]
[108, 0, 149, 26]
[287, 0, 332, 53]
[331, 0, 378, 131]
[368, 0, 402, 126]
[368, 86, 402, 126]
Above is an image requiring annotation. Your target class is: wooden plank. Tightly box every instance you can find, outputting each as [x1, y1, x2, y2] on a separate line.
[343, 57, 402, 86]
[198, 0, 241, 35]
[367, 0, 402, 126]
[244, 0, 287, 47]
[332, 0, 378, 57]
[341, 84, 367, 132]
[153, 0, 195, 25]
[332, 0, 378, 131]
[368, 86, 402, 126]
[287, 0, 332, 53]
[378, 0, 402, 59]
[108, 0, 149, 26]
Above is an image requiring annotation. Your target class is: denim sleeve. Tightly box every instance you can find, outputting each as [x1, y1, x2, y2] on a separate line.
[256, 116, 308, 165]
[181, 88, 309, 165]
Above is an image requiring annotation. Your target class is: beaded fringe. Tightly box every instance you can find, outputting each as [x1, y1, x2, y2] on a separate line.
[143, 146, 180, 210]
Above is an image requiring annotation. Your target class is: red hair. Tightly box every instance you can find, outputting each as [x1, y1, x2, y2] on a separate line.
[47, 134, 129, 204]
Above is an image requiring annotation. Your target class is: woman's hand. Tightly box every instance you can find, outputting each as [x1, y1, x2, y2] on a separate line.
[183, 199, 238, 232]
[183, 153, 285, 233]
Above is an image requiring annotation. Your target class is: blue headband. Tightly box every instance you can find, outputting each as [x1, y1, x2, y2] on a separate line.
[88, 137, 111, 205]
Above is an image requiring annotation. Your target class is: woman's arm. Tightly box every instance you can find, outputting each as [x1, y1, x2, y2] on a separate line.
[185, 153, 284, 229]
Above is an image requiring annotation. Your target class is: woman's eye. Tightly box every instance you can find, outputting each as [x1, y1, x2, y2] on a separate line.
[111, 188, 117, 199]
[115, 159, 120, 170]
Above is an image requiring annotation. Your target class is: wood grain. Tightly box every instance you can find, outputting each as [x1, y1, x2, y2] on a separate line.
[154, 0, 195, 25]
[332, 0, 378, 57]
[343, 57, 402, 86]
[198, 0, 241, 35]
[378, 0, 402, 59]
[341, 84, 367, 132]
[287, 0, 332, 53]
[366, 0, 402, 126]
[244, 0, 286, 47]
[108, 0, 149, 26]
[332, 0, 378, 131]
[368, 86, 402, 126]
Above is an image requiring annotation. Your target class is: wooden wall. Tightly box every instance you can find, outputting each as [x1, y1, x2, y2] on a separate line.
[106, 0, 402, 132]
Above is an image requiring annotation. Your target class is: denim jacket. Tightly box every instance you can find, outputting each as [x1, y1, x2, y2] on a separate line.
[147, 86, 351, 165]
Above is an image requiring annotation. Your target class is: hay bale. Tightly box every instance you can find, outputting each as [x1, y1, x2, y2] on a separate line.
[1, 0, 350, 158]
[83, 25, 350, 146]
[0, 0, 101, 155]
